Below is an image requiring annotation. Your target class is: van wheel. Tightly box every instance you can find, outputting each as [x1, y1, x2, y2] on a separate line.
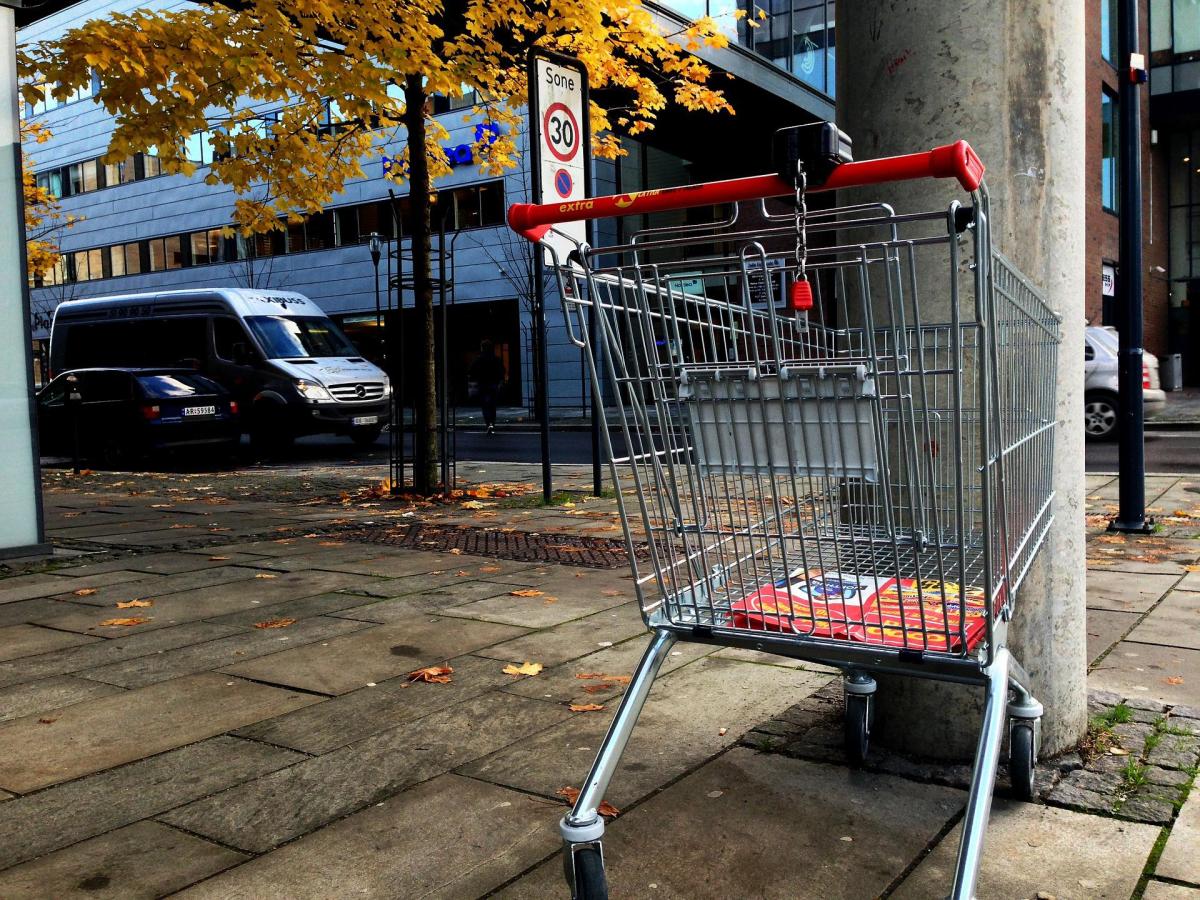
[1084, 391, 1119, 442]
[250, 405, 294, 457]
[349, 425, 383, 447]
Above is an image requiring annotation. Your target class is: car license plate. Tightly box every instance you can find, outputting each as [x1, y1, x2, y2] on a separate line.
[352, 415, 379, 426]
[184, 406, 216, 417]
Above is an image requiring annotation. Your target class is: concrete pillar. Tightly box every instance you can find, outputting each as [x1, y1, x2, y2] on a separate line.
[837, 1, 1087, 757]
[0, 7, 46, 558]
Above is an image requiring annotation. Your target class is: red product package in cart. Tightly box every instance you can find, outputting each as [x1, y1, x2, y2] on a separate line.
[730, 568, 989, 651]
[729, 568, 889, 639]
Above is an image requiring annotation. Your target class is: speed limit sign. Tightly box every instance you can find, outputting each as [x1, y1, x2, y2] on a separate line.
[543, 102, 580, 163]
[530, 52, 589, 263]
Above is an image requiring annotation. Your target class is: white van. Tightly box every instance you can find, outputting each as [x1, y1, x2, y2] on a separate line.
[49, 288, 391, 449]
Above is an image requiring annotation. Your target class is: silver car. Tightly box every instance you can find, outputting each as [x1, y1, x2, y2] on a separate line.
[1084, 325, 1166, 441]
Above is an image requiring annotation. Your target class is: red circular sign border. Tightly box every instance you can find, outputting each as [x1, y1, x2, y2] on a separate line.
[542, 102, 580, 163]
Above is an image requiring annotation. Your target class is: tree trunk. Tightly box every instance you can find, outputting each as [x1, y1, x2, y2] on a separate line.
[403, 74, 439, 493]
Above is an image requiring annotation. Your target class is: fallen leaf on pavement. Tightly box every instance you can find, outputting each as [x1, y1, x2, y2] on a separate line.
[555, 786, 619, 817]
[480, 566, 502, 574]
[254, 573, 278, 579]
[37, 717, 57, 725]
[407, 665, 454, 683]
[455, 570, 469, 577]
[569, 703, 605, 712]
[116, 599, 152, 609]
[1185, 565, 1200, 573]
[1165, 676, 1185, 685]
[503, 661, 543, 676]
[718, 727, 728, 736]
[99, 617, 150, 627]
[449, 548, 463, 555]
[461, 500, 488, 509]
[72, 588, 97, 597]
[575, 673, 632, 683]
[254, 617, 297, 629]
[600, 590, 623, 597]
[509, 589, 544, 597]
[1108, 746, 1130, 755]
[582, 684, 612, 694]
[209, 556, 230, 561]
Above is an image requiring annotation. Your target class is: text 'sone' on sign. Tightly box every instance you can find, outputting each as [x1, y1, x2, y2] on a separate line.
[531, 55, 588, 265]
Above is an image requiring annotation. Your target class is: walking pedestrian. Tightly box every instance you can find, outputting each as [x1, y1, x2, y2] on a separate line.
[468, 340, 505, 434]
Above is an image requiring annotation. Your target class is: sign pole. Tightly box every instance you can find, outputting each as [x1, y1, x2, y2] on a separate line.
[1110, 0, 1150, 534]
[528, 48, 591, 505]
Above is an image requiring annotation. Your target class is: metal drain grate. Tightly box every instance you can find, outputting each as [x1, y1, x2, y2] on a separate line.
[345, 524, 645, 569]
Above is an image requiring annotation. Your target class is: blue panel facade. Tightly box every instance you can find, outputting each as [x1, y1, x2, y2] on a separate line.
[21, 0, 834, 409]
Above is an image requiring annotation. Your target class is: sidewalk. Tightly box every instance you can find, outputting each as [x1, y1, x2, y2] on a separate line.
[0, 464, 1197, 897]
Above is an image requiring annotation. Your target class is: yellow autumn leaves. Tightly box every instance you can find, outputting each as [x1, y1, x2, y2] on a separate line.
[18, 0, 736, 237]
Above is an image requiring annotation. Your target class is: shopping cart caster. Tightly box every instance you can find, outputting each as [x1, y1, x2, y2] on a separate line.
[1006, 690, 1043, 802]
[563, 841, 608, 900]
[844, 673, 876, 766]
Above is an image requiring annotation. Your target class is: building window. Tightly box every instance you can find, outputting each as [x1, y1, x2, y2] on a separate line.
[37, 181, 507, 287]
[23, 73, 98, 118]
[1102, 90, 1118, 214]
[1101, 0, 1117, 64]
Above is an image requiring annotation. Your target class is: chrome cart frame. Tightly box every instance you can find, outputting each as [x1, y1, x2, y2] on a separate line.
[508, 132, 1060, 900]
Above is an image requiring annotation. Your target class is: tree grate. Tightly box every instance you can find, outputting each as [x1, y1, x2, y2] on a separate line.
[344, 523, 645, 569]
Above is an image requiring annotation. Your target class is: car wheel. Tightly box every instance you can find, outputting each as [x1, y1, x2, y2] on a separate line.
[1084, 392, 1118, 442]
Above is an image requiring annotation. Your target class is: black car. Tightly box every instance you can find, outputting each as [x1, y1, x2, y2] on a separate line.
[37, 368, 240, 466]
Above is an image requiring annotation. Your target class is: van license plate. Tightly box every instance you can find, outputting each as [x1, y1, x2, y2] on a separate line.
[352, 415, 379, 426]
[184, 406, 217, 417]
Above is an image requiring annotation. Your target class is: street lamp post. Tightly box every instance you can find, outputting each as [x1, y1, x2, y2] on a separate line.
[368, 232, 382, 333]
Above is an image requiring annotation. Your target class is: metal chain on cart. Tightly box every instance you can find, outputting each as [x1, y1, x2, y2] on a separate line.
[790, 162, 814, 322]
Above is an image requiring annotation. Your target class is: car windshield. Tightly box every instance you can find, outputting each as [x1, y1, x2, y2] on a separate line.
[245, 316, 358, 359]
[136, 374, 221, 397]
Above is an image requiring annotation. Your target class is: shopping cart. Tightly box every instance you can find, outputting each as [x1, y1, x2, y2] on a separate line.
[508, 123, 1061, 900]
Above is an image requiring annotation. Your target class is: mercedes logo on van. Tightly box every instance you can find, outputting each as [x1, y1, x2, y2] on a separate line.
[354, 384, 366, 399]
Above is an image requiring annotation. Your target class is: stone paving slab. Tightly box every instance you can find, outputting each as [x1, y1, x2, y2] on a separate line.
[500, 637, 717, 704]
[441, 583, 629, 629]
[0, 597, 94, 629]
[31, 569, 383, 637]
[1089, 641, 1200, 706]
[1087, 608, 1143, 664]
[1127, 590, 1200, 651]
[0, 672, 320, 793]
[202, 590, 383, 626]
[79, 616, 372, 688]
[232, 653, 518, 754]
[1085, 570, 1180, 613]
[473, 602, 647, 668]
[0, 675, 124, 723]
[711, 646, 839, 671]
[341, 579, 528, 614]
[0, 622, 245, 689]
[44, 565, 267, 608]
[1157, 788, 1200, 886]
[0, 573, 100, 605]
[174, 774, 559, 900]
[221, 613, 526, 695]
[160, 691, 572, 853]
[0, 735, 303, 870]
[891, 799, 1159, 899]
[0, 820, 246, 900]
[462, 657, 829, 808]
[1145, 882, 1200, 899]
[500, 748, 963, 900]
[0, 624, 99, 661]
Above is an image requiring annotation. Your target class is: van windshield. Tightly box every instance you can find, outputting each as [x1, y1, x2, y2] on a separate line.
[245, 316, 358, 359]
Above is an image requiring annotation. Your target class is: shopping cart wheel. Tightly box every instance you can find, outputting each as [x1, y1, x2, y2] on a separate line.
[1008, 720, 1037, 801]
[844, 693, 873, 766]
[568, 845, 608, 900]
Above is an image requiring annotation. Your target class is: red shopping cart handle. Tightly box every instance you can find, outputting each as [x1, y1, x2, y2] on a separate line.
[508, 140, 984, 242]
